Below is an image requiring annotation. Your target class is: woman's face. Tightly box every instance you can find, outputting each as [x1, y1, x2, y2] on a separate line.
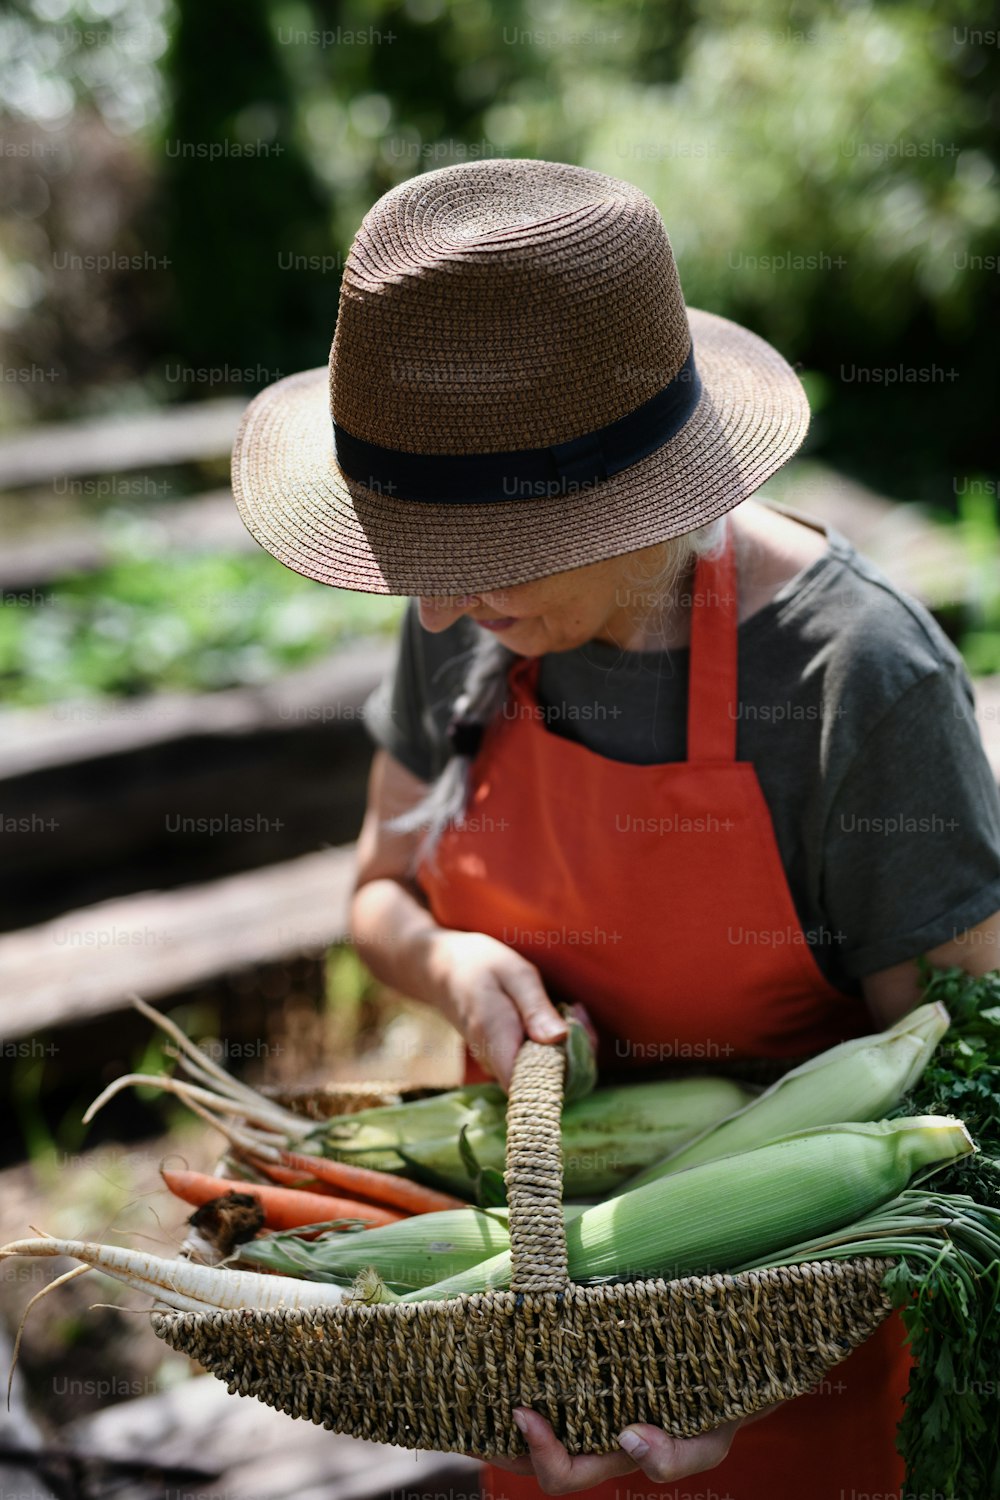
[417, 540, 686, 655]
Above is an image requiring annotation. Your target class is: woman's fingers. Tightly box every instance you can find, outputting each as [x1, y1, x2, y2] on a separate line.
[432, 928, 577, 1088]
[469, 1000, 525, 1092]
[614, 1418, 741, 1483]
[495, 1410, 743, 1494]
[503, 965, 568, 1044]
[480, 1453, 542, 1475]
[504, 1409, 637, 1492]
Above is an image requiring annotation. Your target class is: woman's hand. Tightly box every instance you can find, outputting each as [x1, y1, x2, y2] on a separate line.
[477, 1407, 750, 1493]
[423, 928, 596, 1090]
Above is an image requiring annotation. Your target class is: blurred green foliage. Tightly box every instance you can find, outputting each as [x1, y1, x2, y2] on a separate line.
[0, 0, 168, 132]
[324, 942, 386, 1053]
[162, 0, 333, 378]
[944, 485, 1000, 675]
[156, 0, 1000, 502]
[1, 0, 997, 497]
[0, 544, 403, 703]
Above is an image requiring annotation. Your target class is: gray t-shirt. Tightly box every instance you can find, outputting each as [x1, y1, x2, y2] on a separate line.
[361, 504, 1000, 997]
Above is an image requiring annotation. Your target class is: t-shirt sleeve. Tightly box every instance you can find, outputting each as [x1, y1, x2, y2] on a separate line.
[360, 599, 458, 783]
[822, 662, 1000, 978]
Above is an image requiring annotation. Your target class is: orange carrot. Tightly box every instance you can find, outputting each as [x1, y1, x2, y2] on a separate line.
[246, 1160, 342, 1194]
[161, 1168, 405, 1230]
[263, 1147, 470, 1214]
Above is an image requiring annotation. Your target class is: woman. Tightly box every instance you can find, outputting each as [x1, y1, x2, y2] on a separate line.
[231, 158, 1000, 1498]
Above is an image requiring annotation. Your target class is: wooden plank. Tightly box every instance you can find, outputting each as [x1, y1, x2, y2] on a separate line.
[0, 638, 394, 933]
[0, 636, 395, 778]
[0, 400, 245, 490]
[0, 846, 358, 1040]
[0, 488, 255, 590]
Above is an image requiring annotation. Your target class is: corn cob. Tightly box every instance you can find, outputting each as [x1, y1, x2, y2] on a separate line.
[395, 1115, 974, 1301]
[308, 1075, 755, 1197]
[239, 1204, 586, 1291]
[621, 1001, 950, 1192]
[85, 999, 755, 1198]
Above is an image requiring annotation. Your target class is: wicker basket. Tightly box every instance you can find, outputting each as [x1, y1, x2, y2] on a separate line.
[150, 1039, 896, 1458]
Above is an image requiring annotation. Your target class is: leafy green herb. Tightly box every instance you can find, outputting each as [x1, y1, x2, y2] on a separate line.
[736, 1187, 1000, 1500]
[883, 1203, 1000, 1499]
[888, 962, 1000, 1206]
[881, 963, 1000, 1495]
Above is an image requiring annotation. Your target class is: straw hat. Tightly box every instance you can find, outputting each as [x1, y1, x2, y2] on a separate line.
[231, 157, 810, 597]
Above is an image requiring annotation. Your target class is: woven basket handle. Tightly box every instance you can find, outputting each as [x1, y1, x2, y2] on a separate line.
[504, 1025, 570, 1295]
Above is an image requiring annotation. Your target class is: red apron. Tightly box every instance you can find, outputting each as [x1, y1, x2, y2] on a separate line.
[415, 517, 913, 1499]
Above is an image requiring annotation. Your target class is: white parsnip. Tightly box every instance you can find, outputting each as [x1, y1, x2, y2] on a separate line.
[0, 1238, 350, 1313]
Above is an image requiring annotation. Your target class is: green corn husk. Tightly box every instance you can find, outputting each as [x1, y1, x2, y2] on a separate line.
[306, 1075, 756, 1197]
[394, 1116, 974, 1302]
[562, 1013, 598, 1104]
[620, 1001, 950, 1192]
[238, 1204, 588, 1292]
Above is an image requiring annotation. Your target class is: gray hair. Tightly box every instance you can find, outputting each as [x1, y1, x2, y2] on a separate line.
[388, 517, 728, 876]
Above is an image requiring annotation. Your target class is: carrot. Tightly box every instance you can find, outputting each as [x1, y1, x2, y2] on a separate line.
[263, 1147, 470, 1214]
[160, 1169, 405, 1230]
[247, 1160, 342, 1195]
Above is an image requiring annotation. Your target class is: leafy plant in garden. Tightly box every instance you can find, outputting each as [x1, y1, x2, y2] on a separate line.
[0, 550, 403, 704]
[3, 0, 998, 494]
[949, 489, 1000, 676]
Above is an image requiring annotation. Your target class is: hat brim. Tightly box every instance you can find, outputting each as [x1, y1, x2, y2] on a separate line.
[231, 307, 809, 597]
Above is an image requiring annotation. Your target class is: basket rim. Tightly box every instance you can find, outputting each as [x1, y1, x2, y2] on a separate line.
[150, 1251, 899, 1325]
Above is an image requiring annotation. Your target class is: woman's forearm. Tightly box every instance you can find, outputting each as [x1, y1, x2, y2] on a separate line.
[349, 875, 449, 1012]
[350, 872, 570, 1087]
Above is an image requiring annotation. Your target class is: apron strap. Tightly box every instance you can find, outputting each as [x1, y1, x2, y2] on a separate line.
[686, 513, 738, 762]
[512, 514, 739, 762]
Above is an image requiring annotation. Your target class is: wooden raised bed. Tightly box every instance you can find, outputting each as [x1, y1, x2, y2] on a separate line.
[0, 398, 244, 491]
[0, 639, 394, 933]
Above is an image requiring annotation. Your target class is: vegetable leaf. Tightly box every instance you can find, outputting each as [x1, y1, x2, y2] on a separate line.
[886, 963, 1000, 1496]
[457, 1125, 508, 1208]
